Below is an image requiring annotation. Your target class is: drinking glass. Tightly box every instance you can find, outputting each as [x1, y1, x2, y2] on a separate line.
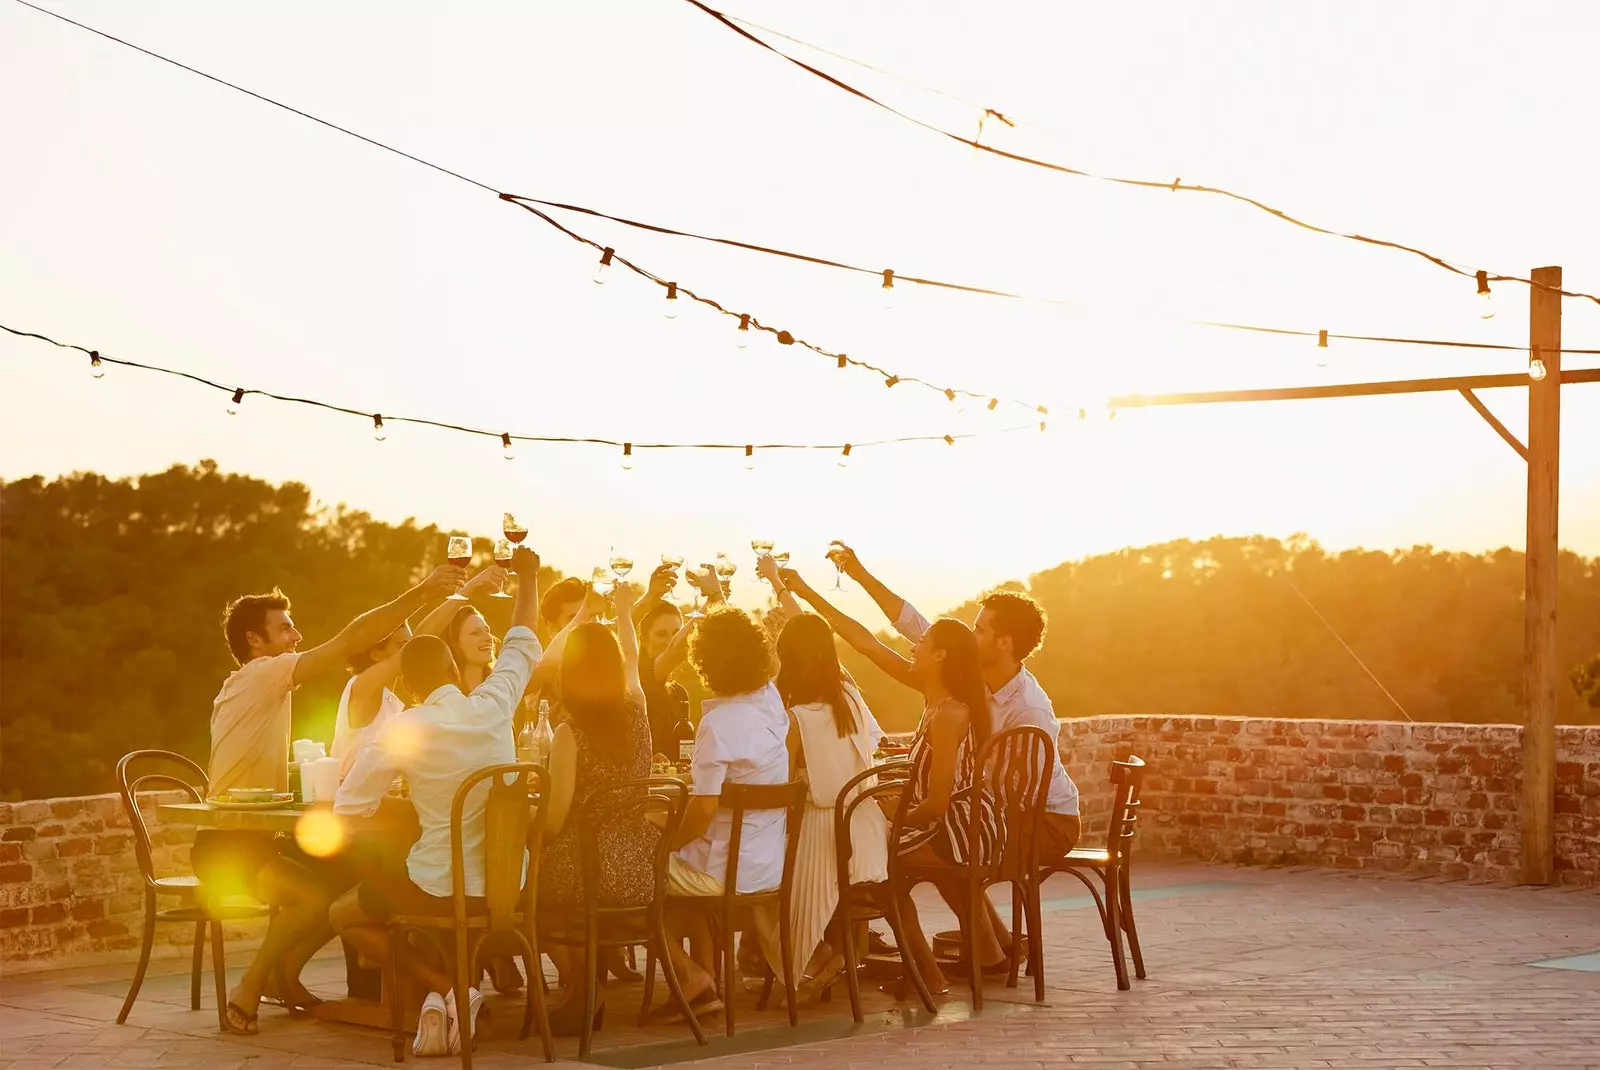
[446, 536, 472, 600]
[714, 553, 737, 598]
[773, 550, 791, 567]
[750, 539, 774, 558]
[683, 570, 707, 621]
[609, 549, 634, 581]
[827, 541, 847, 591]
[660, 553, 685, 601]
[591, 567, 616, 625]
[491, 539, 514, 598]
[502, 513, 528, 545]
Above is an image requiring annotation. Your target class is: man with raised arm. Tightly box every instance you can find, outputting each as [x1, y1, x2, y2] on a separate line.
[205, 562, 468, 1033]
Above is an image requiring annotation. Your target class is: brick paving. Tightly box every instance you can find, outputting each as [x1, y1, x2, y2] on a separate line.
[1, 861, 1597, 1069]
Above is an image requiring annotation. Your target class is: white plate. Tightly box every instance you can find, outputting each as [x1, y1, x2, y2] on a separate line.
[206, 796, 294, 811]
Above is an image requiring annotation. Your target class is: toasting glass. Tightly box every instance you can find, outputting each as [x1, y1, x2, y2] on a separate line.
[446, 536, 472, 601]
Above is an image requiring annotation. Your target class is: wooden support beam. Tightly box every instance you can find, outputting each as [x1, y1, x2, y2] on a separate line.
[1110, 367, 1600, 409]
[1458, 388, 1527, 459]
[1522, 267, 1562, 885]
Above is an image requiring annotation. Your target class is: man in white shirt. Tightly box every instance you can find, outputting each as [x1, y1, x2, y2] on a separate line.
[660, 607, 790, 1019]
[331, 547, 540, 1057]
[204, 562, 466, 1034]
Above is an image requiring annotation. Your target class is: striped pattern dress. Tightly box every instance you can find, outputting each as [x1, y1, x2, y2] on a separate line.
[897, 699, 998, 866]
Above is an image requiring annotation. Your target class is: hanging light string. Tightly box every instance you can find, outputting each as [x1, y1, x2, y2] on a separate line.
[506, 194, 1600, 358]
[0, 323, 1046, 456]
[681, 0, 1600, 310]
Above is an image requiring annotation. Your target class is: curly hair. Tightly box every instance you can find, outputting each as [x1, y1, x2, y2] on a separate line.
[980, 589, 1047, 660]
[689, 606, 774, 697]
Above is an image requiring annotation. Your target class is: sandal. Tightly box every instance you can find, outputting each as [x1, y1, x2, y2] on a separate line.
[650, 987, 723, 1025]
[223, 1000, 259, 1035]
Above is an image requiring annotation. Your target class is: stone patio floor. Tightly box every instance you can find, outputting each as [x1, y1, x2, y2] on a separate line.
[1, 861, 1597, 1069]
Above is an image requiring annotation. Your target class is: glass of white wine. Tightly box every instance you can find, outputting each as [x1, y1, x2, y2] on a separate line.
[591, 566, 616, 626]
[491, 539, 514, 598]
[683, 567, 707, 621]
[827, 541, 848, 591]
[446, 536, 472, 601]
[750, 538, 774, 559]
[660, 553, 685, 601]
[773, 550, 791, 567]
[715, 553, 737, 597]
[609, 548, 634, 581]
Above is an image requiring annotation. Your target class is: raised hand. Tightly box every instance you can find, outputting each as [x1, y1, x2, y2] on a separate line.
[829, 542, 865, 580]
[646, 562, 678, 601]
[423, 563, 469, 599]
[779, 568, 813, 599]
[511, 546, 541, 576]
[462, 565, 507, 596]
[756, 553, 783, 588]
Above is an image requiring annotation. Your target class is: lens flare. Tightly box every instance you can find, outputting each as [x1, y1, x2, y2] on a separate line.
[294, 809, 349, 859]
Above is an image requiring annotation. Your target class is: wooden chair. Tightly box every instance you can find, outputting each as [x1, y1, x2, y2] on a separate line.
[385, 762, 552, 1067]
[1029, 755, 1147, 990]
[659, 779, 807, 1037]
[114, 750, 271, 1029]
[896, 726, 1054, 1010]
[543, 778, 708, 1059]
[827, 760, 938, 1022]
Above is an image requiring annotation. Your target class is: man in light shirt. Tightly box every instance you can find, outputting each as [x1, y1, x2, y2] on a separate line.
[660, 607, 790, 1020]
[204, 562, 466, 1034]
[833, 546, 1082, 952]
[331, 546, 540, 1057]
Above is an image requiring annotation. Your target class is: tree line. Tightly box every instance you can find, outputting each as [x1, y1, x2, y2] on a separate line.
[2, 462, 1596, 801]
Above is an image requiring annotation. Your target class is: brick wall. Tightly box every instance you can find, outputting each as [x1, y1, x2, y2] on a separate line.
[0, 790, 266, 970]
[1059, 717, 1600, 886]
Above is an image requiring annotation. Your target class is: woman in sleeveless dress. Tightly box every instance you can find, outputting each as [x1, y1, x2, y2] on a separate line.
[775, 613, 890, 994]
[781, 569, 998, 994]
[538, 583, 659, 1034]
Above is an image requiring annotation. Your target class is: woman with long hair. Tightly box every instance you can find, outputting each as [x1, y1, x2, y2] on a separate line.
[773, 611, 890, 995]
[781, 569, 999, 994]
[537, 583, 659, 1033]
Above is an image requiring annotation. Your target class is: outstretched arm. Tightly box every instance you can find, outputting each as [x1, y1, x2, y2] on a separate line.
[413, 566, 507, 638]
[295, 564, 466, 685]
[831, 543, 917, 632]
[613, 584, 647, 709]
[757, 554, 804, 618]
[782, 570, 920, 692]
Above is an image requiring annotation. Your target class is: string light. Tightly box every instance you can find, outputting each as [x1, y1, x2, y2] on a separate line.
[1316, 329, 1330, 368]
[621, 442, 634, 471]
[664, 281, 680, 319]
[90, 350, 104, 379]
[881, 268, 895, 311]
[1529, 346, 1547, 382]
[1476, 270, 1496, 320]
[838, 443, 852, 468]
[501, 432, 515, 460]
[744, 444, 756, 471]
[372, 414, 386, 442]
[736, 313, 751, 348]
[227, 387, 244, 415]
[593, 246, 614, 285]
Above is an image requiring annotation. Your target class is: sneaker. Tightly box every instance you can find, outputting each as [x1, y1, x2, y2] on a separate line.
[413, 992, 449, 1057]
[445, 987, 484, 1055]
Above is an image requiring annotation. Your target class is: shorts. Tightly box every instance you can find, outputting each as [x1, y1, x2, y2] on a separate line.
[356, 864, 485, 921]
[191, 830, 281, 897]
[1037, 812, 1082, 860]
[664, 855, 724, 897]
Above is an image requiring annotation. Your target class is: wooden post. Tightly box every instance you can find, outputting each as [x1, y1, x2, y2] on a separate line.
[1522, 266, 1562, 885]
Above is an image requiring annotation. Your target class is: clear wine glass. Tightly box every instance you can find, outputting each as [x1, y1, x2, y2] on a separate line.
[609, 548, 634, 581]
[714, 553, 737, 598]
[446, 536, 473, 601]
[683, 570, 707, 621]
[827, 541, 847, 591]
[502, 512, 528, 545]
[591, 566, 617, 626]
[491, 539, 514, 598]
[750, 539, 774, 559]
[660, 553, 685, 601]
[773, 550, 791, 567]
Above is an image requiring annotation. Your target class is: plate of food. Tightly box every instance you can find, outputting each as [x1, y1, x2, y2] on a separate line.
[207, 790, 294, 810]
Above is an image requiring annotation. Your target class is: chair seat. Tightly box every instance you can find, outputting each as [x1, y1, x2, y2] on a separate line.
[1062, 847, 1111, 865]
[153, 875, 201, 894]
[389, 906, 497, 930]
[542, 914, 651, 947]
[156, 902, 271, 923]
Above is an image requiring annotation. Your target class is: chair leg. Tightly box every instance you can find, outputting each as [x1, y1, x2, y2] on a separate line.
[964, 884, 983, 1012]
[117, 892, 158, 1025]
[525, 935, 553, 1061]
[1026, 878, 1045, 1003]
[882, 884, 937, 1015]
[190, 919, 206, 1010]
[637, 946, 657, 1028]
[1119, 865, 1146, 980]
[777, 902, 798, 1027]
[386, 929, 408, 1063]
[721, 913, 736, 1037]
[1104, 866, 1130, 991]
[578, 924, 600, 1060]
[653, 917, 707, 1046]
[839, 908, 865, 1024]
[210, 917, 230, 1033]
[455, 934, 476, 1070]
[1006, 885, 1022, 989]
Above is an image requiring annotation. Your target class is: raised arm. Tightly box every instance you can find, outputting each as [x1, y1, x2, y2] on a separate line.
[757, 554, 804, 618]
[832, 543, 914, 630]
[652, 619, 694, 683]
[782, 569, 920, 692]
[413, 566, 507, 638]
[613, 583, 647, 709]
[535, 583, 603, 678]
[632, 563, 676, 627]
[470, 547, 543, 721]
[294, 564, 466, 684]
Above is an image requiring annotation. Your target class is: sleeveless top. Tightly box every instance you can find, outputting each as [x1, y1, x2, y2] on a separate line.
[332, 676, 406, 779]
[899, 698, 997, 866]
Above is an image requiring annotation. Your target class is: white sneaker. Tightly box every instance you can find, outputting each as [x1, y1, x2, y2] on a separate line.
[413, 992, 449, 1057]
[445, 987, 484, 1055]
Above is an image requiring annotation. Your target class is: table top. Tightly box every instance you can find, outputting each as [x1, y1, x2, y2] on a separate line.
[157, 801, 413, 833]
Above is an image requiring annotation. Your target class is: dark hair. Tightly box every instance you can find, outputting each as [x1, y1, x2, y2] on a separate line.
[222, 590, 290, 665]
[560, 622, 632, 753]
[927, 617, 993, 752]
[348, 624, 409, 675]
[980, 590, 1047, 660]
[689, 607, 774, 697]
[775, 614, 856, 738]
[540, 578, 587, 628]
[444, 605, 497, 671]
[400, 634, 456, 700]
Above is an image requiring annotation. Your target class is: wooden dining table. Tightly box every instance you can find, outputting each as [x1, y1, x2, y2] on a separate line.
[158, 800, 419, 1030]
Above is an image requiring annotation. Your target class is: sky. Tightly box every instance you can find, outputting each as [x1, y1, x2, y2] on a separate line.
[2, 0, 1597, 620]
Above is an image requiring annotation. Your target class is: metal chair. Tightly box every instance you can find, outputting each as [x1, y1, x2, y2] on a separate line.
[113, 750, 271, 1029]
[542, 777, 708, 1059]
[896, 726, 1054, 1010]
[1030, 755, 1147, 990]
[827, 760, 938, 1022]
[384, 762, 552, 1067]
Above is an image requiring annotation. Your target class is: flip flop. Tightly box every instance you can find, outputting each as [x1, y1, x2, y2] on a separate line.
[222, 1001, 259, 1035]
[650, 990, 724, 1025]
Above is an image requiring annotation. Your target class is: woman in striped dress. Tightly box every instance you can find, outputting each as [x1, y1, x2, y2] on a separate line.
[780, 570, 997, 993]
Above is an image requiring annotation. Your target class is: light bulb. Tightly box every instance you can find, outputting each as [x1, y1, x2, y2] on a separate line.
[90, 350, 104, 379]
[743, 445, 756, 472]
[735, 313, 751, 349]
[664, 281, 679, 319]
[592, 247, 614, 285]
[837, 444, 852, 469]
[621, 443, 634, 472]
[881, 268, 895, 311]
[227, 387, 244, 416]
[1476, 270, 1495, 321]
[501, 433, 515, 461]
[1529, 357, 1548, 382]
[372, 414, 387, 442]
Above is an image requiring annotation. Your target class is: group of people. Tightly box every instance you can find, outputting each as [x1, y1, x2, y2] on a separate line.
[200, 540, 1080, 1056]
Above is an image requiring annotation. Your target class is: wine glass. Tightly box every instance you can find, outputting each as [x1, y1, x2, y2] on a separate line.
[491, 539, 514, 598]
[609, 548, 634, 581]
[683, 568, 707, 621]
[827, 541, 848, 591]
[446, 536, 472, 601]
[591, 567, 616, 626]
[660, 553, 685, 601]
[502, 512, 528, 545]
[773, 550, 791, 567]
[750, 539, 774, 559]
[714, 553, 737, 598]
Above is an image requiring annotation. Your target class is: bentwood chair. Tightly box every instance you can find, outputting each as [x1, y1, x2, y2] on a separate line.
[827, 760, 938, 1022]
[651, 779, 807, 1037]
[542, 778, 708, 1059]
[114, 750, 271, 1029]
[896, 726, 1054, 1010]
[1025, 755, 1147, 990]
[385, 763, 552, 1068]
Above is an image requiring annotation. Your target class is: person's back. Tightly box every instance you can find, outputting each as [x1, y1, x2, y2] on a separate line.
[790, 683, 887, 880]
[678, 682, 790, 892]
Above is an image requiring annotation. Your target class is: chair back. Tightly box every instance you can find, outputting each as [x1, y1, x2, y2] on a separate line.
[576, 777, 687, 922]
[116, 750, 207, 892]
[721, 780, 808, 899]
[832, 760, 911, 886]
[969, 726, 1054, 881]
[449, 762, 545, 933]
[1105, 755, 1146, 866]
